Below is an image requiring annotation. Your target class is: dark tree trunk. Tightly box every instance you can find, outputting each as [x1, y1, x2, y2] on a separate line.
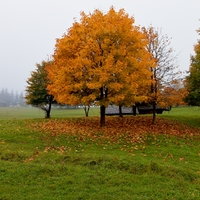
[100, 105, 106, 126]
[151, 68, 158, 124]
[132, 106, 137, 116]
[99, 87, 107, 126]
[43, 95, 53, 119]
[84, 105, 90, 117]
[152, 100, 156, 124]
[119, 105, 123, 117]
[45, 109, 51, 118]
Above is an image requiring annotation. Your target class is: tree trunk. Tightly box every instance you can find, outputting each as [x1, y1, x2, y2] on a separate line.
[84, 105, 90, 117]
[99, 87, 107, 126]
[45, 109, 50, 118]
[119, 105, 123, 117]
[100, 105, 106, 126]
[152, 101, 156, 124]
[132, 106, 137, 116]
[44, 95, 53, 119]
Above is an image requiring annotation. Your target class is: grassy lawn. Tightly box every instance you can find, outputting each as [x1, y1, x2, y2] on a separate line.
[0, 106, 200, 199]
[161, 106, 200, 128]
[0, 106, 99, 120]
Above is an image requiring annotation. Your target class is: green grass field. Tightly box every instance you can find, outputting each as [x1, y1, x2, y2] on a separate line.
[0, 106, 200, 199]
[0, 106, 100, 120]
[162, 106, 200, 128]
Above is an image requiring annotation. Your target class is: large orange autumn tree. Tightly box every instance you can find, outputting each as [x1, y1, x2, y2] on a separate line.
[47, 7, 155, 126]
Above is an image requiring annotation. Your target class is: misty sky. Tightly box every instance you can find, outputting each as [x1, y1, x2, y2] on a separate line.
[0, 0, 200, 92]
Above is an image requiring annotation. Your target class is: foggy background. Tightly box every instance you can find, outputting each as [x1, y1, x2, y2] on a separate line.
[0, 0, 199, 92]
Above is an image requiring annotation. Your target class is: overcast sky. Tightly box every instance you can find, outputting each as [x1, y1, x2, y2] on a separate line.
[0, 0, 200, 92]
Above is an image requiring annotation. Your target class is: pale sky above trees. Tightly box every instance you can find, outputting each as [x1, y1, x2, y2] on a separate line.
[0, 0, 200, 92]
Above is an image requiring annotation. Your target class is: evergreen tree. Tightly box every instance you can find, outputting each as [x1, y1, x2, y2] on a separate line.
[185, 29, 200, 105]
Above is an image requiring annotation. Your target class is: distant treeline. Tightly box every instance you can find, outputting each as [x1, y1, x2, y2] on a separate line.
[0, 88, 25, 107]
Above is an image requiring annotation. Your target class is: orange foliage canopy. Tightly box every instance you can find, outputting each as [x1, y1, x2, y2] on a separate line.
[46, 8, 155, 108]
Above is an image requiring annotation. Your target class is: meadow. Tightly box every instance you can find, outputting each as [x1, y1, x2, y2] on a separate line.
[0, 106, 200, 199]
[0, 106, 99, 120]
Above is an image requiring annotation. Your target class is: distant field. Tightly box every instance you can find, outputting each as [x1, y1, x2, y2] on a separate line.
[162, 106, 200, 117]
[0, 106, 200, 120]
[0, 106, 100, 120]
[161, 106, 200, 128]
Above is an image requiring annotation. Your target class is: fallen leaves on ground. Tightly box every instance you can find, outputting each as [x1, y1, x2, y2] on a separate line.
[30, 116, 200, 145]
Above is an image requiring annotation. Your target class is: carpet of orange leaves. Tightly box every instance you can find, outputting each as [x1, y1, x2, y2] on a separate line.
[31, 116, 200, 145]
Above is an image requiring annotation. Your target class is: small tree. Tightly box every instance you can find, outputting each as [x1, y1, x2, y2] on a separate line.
[25, 60, 54, 118]
[162, 79, 188, 107]
[143, 26, 181, 124]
